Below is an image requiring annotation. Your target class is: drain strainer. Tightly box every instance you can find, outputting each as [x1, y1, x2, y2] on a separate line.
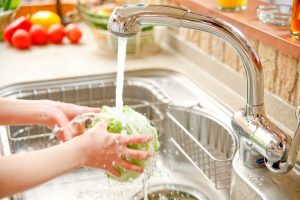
[132, 184, 208, 200]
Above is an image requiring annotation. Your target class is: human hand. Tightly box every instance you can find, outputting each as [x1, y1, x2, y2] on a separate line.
[0, 98, 100, 141]
[40, 100, 100, 141]
[45, 101, 101, 129]
[78, 120, 153, 177]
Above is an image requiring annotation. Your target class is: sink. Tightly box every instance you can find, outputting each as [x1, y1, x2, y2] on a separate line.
[0, 69, 236, 200]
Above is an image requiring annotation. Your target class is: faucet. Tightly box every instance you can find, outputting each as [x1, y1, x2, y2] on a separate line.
[107, 4, 300, 173]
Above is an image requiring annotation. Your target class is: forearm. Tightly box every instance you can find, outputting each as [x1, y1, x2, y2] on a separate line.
[0, 98, 55, 126]
[0, 137, 85, 198]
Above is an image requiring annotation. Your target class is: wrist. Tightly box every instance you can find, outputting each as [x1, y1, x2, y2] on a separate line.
[68, 135, 89, 168]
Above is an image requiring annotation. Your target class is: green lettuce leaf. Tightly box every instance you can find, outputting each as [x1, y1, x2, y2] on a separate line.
[93, 105, 159, 182]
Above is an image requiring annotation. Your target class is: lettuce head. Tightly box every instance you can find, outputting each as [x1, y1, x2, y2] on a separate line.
[91, 105, 159, 182]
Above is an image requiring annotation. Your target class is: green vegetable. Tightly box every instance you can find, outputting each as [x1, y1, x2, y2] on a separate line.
[1, 0, 19, 11]
[92, 105, 159, 182]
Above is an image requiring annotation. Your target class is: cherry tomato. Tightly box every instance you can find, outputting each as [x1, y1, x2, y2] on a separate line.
[29, 24, 48, 45]
[48, 24, 64, 44]
[3, 16, 32, 44]
[11, 29, 31, 49]
[64, 23, 82, 44]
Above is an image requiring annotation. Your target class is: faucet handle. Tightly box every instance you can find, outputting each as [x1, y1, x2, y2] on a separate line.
[265, 106, 300, 173]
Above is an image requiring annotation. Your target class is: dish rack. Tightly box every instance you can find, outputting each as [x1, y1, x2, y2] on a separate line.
[3, 78, 236, 190]
[166, 105, 236, 189]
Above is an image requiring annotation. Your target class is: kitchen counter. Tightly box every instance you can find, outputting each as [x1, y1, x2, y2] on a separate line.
[1, 22, 299, 200]
[0, 23, 297, 135]
[0, 24, 192, 87]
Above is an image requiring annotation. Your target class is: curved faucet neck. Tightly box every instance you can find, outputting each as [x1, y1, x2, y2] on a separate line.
[108, 4, 264, 115]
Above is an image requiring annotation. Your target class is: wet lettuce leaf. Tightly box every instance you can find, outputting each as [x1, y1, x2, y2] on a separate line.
[92, 105, 159, 182]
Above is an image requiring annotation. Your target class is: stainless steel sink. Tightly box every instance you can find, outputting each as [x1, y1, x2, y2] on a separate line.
[0, 69, 236, 200]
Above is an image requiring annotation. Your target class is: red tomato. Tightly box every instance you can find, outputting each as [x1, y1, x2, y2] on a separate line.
[48, 24, 64, 44]
[3, 16, 32, 44]
[64, 23, 82, 44]
[11, 29, 31, 49]
[29, 24, 48, 45]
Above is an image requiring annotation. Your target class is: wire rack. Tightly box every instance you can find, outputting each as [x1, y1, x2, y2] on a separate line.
[4, 78, 236, 191]
[166, 105, 236, 189]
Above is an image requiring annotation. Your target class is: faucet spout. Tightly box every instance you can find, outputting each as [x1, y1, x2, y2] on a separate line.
[108, 4, 299, 173]
[108, 4, 263, 112]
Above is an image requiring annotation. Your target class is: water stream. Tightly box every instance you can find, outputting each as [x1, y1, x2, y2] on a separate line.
[116, 36, 153, 200]
[115, 37, 128, 113]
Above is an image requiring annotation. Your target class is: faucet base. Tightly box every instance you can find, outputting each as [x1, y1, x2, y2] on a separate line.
[232, 153, 300, 200]
[239, 137, 266, 168]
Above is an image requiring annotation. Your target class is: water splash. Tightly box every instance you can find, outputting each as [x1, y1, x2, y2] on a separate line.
[142, 156, 158, 200]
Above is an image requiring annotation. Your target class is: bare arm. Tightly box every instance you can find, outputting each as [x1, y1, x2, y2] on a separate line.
[0, 98, 101, 128]
[0, 137, 84, 197]
[0, 98, 101, 140]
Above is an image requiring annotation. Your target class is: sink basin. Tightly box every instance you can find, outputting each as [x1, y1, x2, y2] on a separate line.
[0, 69, 236, 200]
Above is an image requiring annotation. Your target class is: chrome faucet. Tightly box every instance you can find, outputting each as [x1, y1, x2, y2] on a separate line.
[107, 4, 300, 173]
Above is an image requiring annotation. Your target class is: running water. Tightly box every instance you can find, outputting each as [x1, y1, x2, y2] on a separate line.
[115, 36, 157, 200]
[115, 37, 128, 112]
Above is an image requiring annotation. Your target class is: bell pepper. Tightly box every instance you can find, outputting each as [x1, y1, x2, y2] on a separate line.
[3, 16, 32, 44]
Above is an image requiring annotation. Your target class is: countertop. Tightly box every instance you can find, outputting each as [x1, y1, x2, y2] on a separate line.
[0, 24, 195, 88]
[1, 22, 299, 200]
[0, 23, 297, 134]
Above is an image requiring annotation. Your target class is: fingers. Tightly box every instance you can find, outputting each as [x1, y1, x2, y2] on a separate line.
[52, 112, 72, 142]
[123, 149, 153, 160]
[118, 134, 153, 145]
[90, 120, 108, 131]
[65, 103, 101, 118]
[73, 106, 101, 116]
[51, 111, 69, 128]
[107, 167, 121, 177]
[64, 121, 86, 138]
[115, 159, 144, 173]
[85, 107, 101, 113]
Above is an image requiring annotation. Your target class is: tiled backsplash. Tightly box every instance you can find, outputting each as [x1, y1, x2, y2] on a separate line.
[128, 0, 299, 107]
[156, 0, 300, 108]
[174, 27, 300, 107]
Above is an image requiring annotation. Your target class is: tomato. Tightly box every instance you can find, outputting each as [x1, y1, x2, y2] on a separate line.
[3, 16, 32, 44]
[30, 11, 61, 30]
[48, 24, 64, 44]
[12, 29, 31, 49]
[29, 24, 48, 45]
[64, 23, 82, 44]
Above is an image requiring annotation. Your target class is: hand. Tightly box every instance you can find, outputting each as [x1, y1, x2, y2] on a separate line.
[45, 100, 101, 128]
[43, 100, 101, 141]
[78, 120, 153, 177]
[0, 98, 101, 141]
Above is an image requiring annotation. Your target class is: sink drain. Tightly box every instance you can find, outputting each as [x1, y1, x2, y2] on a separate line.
[132, 184, 208, 200]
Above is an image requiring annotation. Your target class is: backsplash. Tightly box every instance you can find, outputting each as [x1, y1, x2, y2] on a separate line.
[156, 0, 300, 108]
[173, 28, 300, 106]
[125, 0, 299, 106]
